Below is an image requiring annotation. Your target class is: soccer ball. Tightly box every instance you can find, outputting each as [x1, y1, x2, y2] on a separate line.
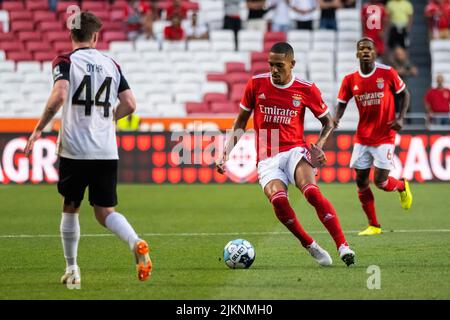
[223, 239, 255, 269]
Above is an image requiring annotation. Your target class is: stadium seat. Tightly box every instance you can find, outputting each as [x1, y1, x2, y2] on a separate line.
[102, 21, 126, 32]
[110, 9, 125, 21]
[203, 93, 228, 105]
[200, 61, 225, 73]
[186, 102, 209, 114]
[156, 103, 187, 117]
[147, 93, 174, 105]
[193, 51, 220, 63]
[251, 62, 268, 75]
[226, 72, 250, 86]
[0, 42, 25, 51]
[135, 40, 160, 52]
[11, 21, 34, 32]
[170, 51, 194, 62]
[239, 40, 264, 52]
[178, 72, 205, 84]
[161, 41, 186, 52]
[33, 11, 57, 23]
[103, 31, 127, 43]
[0, 32, 14, 42]
[82, 1, 108, 11]
[226, 62, 246, 73]
[26, 0, 49, 11]
[175, 93, 201, 104]
[0, 50, 5, 60]
[53, 41, 73, 53]
[0, 60, 15, 72]
[27, 41, 53, 53]
[230, 83, 246, 103]
[9, 11, 34, 21]
[210, 30, 234, 43]
[16, 61, 41, 74]
[18, 31, 42, 42]
[46, 31, 70, 42]
[251, 51, 267, 65]
[430, 40, 450, 52]
[109, 41, 134, 53]
[7, 51, 33, 62]
[172, 82, 200, 93]
[34, 51, 57, 62]
[2, 1, 25, 11]
[39, 21, 65, 32]
[206, 73, 227, 83]
[187, 40, 211, 52]
[210, 102, 237, 114]
[201, 81, 228, 95]
[174, 62, 197, 73]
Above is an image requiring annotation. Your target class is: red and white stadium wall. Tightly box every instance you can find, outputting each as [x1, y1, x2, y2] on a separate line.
[0, 131, 449, 184]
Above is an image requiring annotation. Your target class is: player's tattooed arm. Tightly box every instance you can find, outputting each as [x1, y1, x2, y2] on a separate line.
[333, 102, 347, 129]
[216, 108, 252, 174]
[310, 113, 334, 167]
[25, 80, 69, 156]
[390, 88, 411, 131]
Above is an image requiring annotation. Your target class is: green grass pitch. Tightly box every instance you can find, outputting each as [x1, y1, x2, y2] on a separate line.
[0, 183, 449, 300]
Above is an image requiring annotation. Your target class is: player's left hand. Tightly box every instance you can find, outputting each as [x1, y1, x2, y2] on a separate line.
[389, 118, 404, 131]
[24, 130, 42, 156]
[309, 143, 327, 168]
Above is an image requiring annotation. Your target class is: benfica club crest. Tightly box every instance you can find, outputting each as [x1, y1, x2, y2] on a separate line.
[224, 132, 258, 183]
[376, 78, 385, 89]
[292, 95, 302, 107]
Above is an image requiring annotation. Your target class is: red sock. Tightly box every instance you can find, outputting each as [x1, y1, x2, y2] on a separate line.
[357, 186, 380, 227]
[270, 191, 314, 248]
[378, 177, 405, 192]
[301, 184, 348, 249]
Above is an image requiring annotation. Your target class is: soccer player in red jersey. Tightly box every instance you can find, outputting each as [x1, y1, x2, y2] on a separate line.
[334, 37, 413, 236]
[216, 42, 355, 267]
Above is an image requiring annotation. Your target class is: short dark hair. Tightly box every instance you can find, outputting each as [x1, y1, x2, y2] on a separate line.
[70, 12, 102, 43]
[357, 37, 375, 48]
[270, 42, 294, 59]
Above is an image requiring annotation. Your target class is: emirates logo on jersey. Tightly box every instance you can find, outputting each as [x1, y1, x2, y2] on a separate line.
[376, 78, 385, 89]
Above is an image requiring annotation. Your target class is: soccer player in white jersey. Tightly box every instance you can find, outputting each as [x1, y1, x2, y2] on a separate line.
[25, 12, 152, 284]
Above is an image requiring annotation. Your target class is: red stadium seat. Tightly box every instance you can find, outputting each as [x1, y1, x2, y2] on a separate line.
[53, 41, 73, 53]
[186, 102, 209, 114]
[88, 11, 111, 22]
[96, 42, 110, 51]
[56, 1, 78, 14]
[264, 31, 286, 43]
[18, 31, 42, 42]
[26, 41, 52, 52]
[39, 21, 65, 32]
[0, 41, 25, 51]
[9, 11, 34, 21]
[251, 51, 267, 64]
[6, 51, 33, 62]
[1, 1, 25, 11]
[203, 93, 227, 105]
[251, 61, 268, 75]
[183, 1, 200, 11]
[10, 21, 34, 32]
[110, 0, 127, 10]
[226, 72, 250, 86]
[0, 32, 14, 42]
[110, 10, 126, 21]
[206, 73, 227, 82]
[34, 51, 58, 62]
[210, 102, 237, 114]
[26, 0, 49, 11]
[264, 40, 280, 52]
[46, 31, 70, 42]
[230, 83, 247, 103]
[225, 62, 246, 73]
[33, 11, 57, 23]
[82, 2, 109, 11]
[102, 31, 127, 42]
[102, 21, 126, 32]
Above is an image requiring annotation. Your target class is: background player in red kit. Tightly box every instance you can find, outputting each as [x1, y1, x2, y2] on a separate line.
[216, 42, 355, 267]
[334, 37, 413, 236]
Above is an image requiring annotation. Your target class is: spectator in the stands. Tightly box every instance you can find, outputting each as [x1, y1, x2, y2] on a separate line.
[266, 0, 292, 32]
[124, 0, 154, 40]
[167, 0, 188, 21]
[246, 0, 268, 31]
[386, 0, 414, 49]
[184, 11, 209, 40]
[361, 0, 388, 58]
[49, 0, 58, 11]
[389, 46, 418, 80]
[424, 0, 450, 40]
[290, 0, 318, 30]
[164, 15, 185, 40]
[424, 74, 450, 126]
[224, 0, 242, 51]
[319, 0, 341, 30]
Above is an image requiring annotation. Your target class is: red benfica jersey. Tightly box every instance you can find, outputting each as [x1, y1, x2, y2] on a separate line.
[240, 73, 329, 161]
[338, 63, 406, 146]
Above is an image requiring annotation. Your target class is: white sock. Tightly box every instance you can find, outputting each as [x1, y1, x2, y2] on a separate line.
[60, 212, 80, 268]
[105, 212, 140, 251]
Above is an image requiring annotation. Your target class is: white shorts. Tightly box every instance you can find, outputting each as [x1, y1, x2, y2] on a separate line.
[257, 147, 312, 190]
[349, 143, 395, 170]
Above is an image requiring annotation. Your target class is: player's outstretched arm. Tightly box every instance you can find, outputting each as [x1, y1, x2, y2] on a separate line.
[215, 108, 252, 174]
[115, 89, 137, 121]
[25, 80, 69, 156]
[333, 102, 347, 129]
[310, 113, 335, 168]
[390, 88, 411, 131]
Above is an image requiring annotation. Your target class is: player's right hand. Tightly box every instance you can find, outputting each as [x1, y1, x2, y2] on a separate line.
[215, 156, 227, 175]
[24, 130, 42, 157]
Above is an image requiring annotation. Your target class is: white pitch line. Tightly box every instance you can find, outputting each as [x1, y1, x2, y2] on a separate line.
[0, 229, 450, 239]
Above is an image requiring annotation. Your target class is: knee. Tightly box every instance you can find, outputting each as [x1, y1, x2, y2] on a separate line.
[94, 207, 114, 227]
[269, 190, 289, 208]
[301, 184, 321, 203]
[374, 178, 387, 189]
[356, 177, 370, 190]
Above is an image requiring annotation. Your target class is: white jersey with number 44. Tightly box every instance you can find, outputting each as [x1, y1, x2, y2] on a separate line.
[52, 47, 130, 160]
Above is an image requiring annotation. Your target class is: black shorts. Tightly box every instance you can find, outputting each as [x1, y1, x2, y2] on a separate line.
[57, 157, 118, 207]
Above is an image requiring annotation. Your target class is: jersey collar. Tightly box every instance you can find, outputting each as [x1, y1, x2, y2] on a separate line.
[358, 63, 378, 78]
[270, 73, 295, 89]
